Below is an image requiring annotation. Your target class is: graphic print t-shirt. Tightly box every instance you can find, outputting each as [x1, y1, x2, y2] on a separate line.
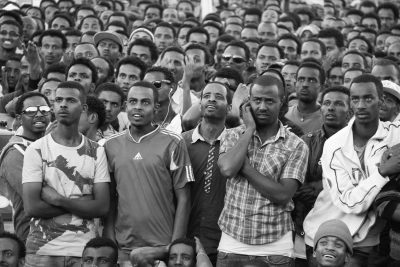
[22, 134, 110, 256]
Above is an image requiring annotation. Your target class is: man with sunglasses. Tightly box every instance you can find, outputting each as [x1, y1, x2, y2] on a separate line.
[0, 92, 51, 243]
[220, 41, 250, 79]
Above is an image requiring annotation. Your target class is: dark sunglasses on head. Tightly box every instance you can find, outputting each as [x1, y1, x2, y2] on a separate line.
[152, 80, 172, 88]
[22, 106, 51, 117]
[221, 55, 246, 64]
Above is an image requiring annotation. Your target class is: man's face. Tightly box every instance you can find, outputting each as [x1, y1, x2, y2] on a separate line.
[58, 1, 73, 13]
[82, 247, 116, 267]
[22, 17, 36, 43]
[255, 46, 280, 74]
[341, 54, 365, 73]
[74, 44, 99, 60]
[54, 87, 84, 125]
[144, 71, 171, 121]
[81, 17, 101, 33]
[4, 60, 21, 89]
[76, 9, 95, 26]
[177, 27, 191, 47]
[41, 80, 60, 107]
[126, 86, 156, 127]
[282, 64, 298, 94]
[130, 45, 152, 66]
[145, 7, 161, 21]
[250, 84, 282, 127]
[0, 24, 21, 51]
[116, 64, 142, 95]
[295, 67, 321, 103]
[66, 35, 80, 53]
[244, 14, 259, 25]
[20, 56, 30, 86]
[328, 67, 343, 87]
[319, 37, 340, 59]
[361, 18, 379, 31]
[343, 70, 363, 88]
[245, 41, 259, 60]
[221, 45, 247, 73]
[91, 57, 110, 83]
[50, 17, 70, 31]
[376, 33, 390, 52]
[204, 26, 219, 45]
[388, 44, 400, 61]
[321, 91, 350, 129]
[100, 10, 113, 25]
[258, 23, 278, 42]
[177, 2, 193, 14]
[97, 39, 121, 63]
[378, 9, 395, 30]
[27, 8, 42, 19]
[350, 82, 381, 124]
[241, 28, 258, 41]
[371, 65, 400, 84]
[163, 8, 179, 23]
[314, 236, 350, 267]
[188, 33, 208, 46]
[160, 51, 185, 81]
[168, 243, 195, 267]
[262, 10, 279, 23]
[45, 6, 58, 23]
[348, 38, 368, 53]
[67, 64, 93, 95]
[225, 24, 242, 40]
[154, 26, 174, 52]
[301, 41, 323, 60]
[20, 95, 51, 136]
[0, 238, 23, 267]
[200, 83, 230, 120]
[98, 90, 123, 124]
[278, 38, 298, 60]
[380, 92, 399, 121]
[40, 36, 64, 65]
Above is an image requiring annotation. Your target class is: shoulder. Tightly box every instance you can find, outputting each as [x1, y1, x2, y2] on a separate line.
[103, 130, 127, 146]
[159, 128, 184, 143]
[285, 128, 308, 150]
[181, 129, 194, 143]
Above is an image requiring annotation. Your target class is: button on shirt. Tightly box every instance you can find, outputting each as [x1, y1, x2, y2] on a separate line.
[218, 123, 309, 245]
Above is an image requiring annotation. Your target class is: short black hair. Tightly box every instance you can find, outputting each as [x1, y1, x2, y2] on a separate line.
[74, 6, 96, 20]
[155, 21, 176, 38]
[160, 46, 185, 62]
[203, 21, 223, 36]
[115, 56, 147, 80]
[67, 58, 98, 84]
[145, 66, 175, 84]
[15, 91, 50, 115]
[361, 13, 381, 29]
[177, 23, 193, 36]
[327, 61, 343, 76]
[250, 75, 285, 100]
[284, 60, 301, 67]
[43, 62, 67, 79]
[85, 95, 106, 128]
[277, 33, 301, 54]
[57, 81, 87, 103]
[108, 11, 130, 25]
[360, 0, 377, 9]
[78, 15, 103, 31]
[95, 82, 125, 104]
[350, 73, 383, 97]
[168, 238, 196, 262]
[318, 28, 345, 48]
[224, 40, 250, 61]
[373, 58, 400, 80]
[83, 237, 118, 264]
[377, 3, 399, 21]
[39, 77, 62, 93]
[0, 19, 22, 35]
[216, 34, 236, 44]
[244, 8, 262, 20]
[130, 80, 159, 103]
[38, 29, 68, 50]
[64, 28, 82, 38]
[346, 9, 364, 18]
[91, 56, 114, 81]
[257, 42, 284, 59]
[128, 38, 159, 63]
[0, 10, 23, 26]
[297, 61, 326, 85]
[347, 36, 373, 54]
[321, 86, 350, 105]
[295, 7, 314, 22]
[49, 13, 75, 29]
[186, 26, 210, 44]
[106, 21, 127, 34]
[302, 38, 327, 56]
[185, 43, 212, 65]
[214, 67, 244, 87]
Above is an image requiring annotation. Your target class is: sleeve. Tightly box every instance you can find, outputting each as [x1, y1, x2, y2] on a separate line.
[281, 141, 308, 183]
[94, 146, 111, 183]
[3, 148, 24, 196]
[170, 138, 194, 190]
[219, 128, 240, 154]
[375, 179, 400, 220]
[321, 144, 389, 214]
[171, 85, 200, 115]
[22, 144, 44, 184]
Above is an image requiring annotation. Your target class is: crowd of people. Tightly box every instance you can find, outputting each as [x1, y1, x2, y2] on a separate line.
[0, 0, 400, 266]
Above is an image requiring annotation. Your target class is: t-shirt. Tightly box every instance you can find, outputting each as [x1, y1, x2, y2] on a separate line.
[285, 105, 323, 134]
[22, 134, 110, 256]
[104, 127, 194, 251]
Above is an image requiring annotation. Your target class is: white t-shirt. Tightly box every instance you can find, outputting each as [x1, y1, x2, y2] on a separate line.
[22, 134, 110, 256]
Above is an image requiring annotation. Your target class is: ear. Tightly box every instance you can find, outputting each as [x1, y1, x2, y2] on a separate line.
[154, 102, 160, 113]
[344, 252, 351, 263]
[88, 113, 98, 124]
[82, 104, 88, 112]
[313, 251, 316, 258]
[227, 104, 232, 113]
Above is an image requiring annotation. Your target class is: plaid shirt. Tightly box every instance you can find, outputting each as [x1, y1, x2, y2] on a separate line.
[218, 123, 308, 245]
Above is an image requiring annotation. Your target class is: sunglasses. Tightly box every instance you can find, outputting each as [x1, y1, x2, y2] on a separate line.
[152, 80, 171, 88]
[221, 55, 246, 64]
[22, 106, 51, 117]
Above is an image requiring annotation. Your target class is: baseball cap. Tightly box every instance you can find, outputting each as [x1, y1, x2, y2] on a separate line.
[94, 31, 123, 49]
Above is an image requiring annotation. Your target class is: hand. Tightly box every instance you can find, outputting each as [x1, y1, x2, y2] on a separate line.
[182, 55, 203, 83]
[241, 101, 256, 131]
[1, 66, 9, 94]
[130, 247, 167, 267]
[41, 185, 63, 206]
[379, 147, 400, 177]
[194, 237, 205, 254]
[24, 41, 41, 67]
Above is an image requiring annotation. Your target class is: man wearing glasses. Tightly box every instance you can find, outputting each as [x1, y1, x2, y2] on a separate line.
[0, 92, 51, 243]
[220, 41, 249, 79]
[0, 20, 22, 66]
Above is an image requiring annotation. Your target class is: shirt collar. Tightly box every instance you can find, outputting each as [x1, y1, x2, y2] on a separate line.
[253, 121, 286, 146]
[191, 124, 226, 144]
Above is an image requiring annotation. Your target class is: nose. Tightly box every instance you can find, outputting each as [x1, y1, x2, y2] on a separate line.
[105, 102, 111, 111]
[259, 100, 268, 110]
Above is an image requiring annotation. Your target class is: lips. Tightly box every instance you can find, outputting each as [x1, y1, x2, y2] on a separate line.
[325, 113, 336, 119]
[33, 121, 46, 127]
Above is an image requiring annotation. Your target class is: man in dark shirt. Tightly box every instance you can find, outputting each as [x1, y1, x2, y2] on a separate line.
[182, 82, 232, 265]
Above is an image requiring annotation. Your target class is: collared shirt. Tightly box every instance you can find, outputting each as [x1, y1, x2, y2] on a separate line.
[218, 123, 308, 245]
[182, 125, 227, 256]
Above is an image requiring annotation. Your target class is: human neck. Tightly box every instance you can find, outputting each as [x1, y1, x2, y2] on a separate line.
[352, 119, 379, 145]
[21, 129, 44, 141]
[323, 124, 344, 138]
[298, 100, 319, 114]
[51, 123, 82, 146]
[85, 126, 99, 142]
[256, 120, 280, 144]
[130, 123, 156, 140]
[199, 118, 225, 142]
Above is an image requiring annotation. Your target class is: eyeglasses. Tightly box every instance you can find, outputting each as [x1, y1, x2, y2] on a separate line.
[221, 55, 246, 64]
[22, 106, 51, 117]
[152, 80, 171, 88]
[0, 30, 19, 38]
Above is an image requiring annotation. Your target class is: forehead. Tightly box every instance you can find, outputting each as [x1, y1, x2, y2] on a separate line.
[186, 48, 205, 58]
[170, 243, 195, 255]
[69, 64, 92, 74]
[278, 38, 297, 46]
[55, 87, 81, 98]
[344, 70, 363, 78]
[203, 83, 227, 95]
[83, 17, 99, 23]
[0, 237, 18, 250]
[343, 54, 363, 62]
[76, 44, 96, 51]
[99, 39, 118, 46]
[91, 58, 108, 67]
[372, 65, 397, 75]
[323, 91, 349, 102]
[6, 60, 20, 67]
[282, 64, 298, 72]
[0, 23, 19, 30]
[155, 26, 173, 34]
[318, 236, 346, 244]
[258, 45, 279, 55]
[226, 24, 242, 30]
[302, 41, 321, 50]
[144, 71, 165, 81]
[128, 86, 154, 99]
[98, 90, 122, 102]
[350, 82, 378, 96]
[258, 23, 276, 31]
[224, 45, 245, 55]
[23, 95, 48, 109]
[319, 37, 336, 45]
[164, 51, 184, 61]
[350, 39, 367, 46]
[119, 64, 141, 74]
[42, 36, 63, 44]
[251, 84, 280, 97]
[42, 80, 60, 90]
[298, 67, 319, 77]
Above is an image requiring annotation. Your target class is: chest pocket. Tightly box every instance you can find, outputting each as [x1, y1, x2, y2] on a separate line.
[254, 147, 290, 180]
